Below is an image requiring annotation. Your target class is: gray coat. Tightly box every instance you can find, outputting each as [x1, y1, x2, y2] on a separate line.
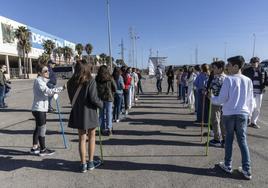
[67, 79, 103, 130]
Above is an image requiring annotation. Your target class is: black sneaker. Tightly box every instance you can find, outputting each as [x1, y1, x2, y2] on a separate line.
[87, 160, 102, 171]
[209, 139, 221, 147]
[221, 140, 225, 148]
[238, 167, 252, 180]
[218, 161, 233, 174]
[251, 123, 260, 129]
[30, 147, 40, 154]
[39, 148, 55, 156]
[80, 163, 87, 173]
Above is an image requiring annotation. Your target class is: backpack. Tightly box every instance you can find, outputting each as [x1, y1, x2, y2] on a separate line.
[98, 81, 113, 101]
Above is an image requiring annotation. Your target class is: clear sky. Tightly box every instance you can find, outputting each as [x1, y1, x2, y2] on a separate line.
[1, 0, 268, 68]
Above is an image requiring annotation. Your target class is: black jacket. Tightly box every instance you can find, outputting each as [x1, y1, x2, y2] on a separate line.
[67, 79, 103, 130]
[243, 66, 268, 93]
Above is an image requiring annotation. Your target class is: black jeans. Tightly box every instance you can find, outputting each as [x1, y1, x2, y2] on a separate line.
[167, 80, 174, 93]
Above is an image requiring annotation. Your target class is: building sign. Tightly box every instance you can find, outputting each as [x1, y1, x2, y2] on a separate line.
[0, 16, 75, 58]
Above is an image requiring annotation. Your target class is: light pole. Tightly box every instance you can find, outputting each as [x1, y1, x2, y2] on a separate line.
[252, 33, 256, 57]
[106, 0, 113, 72]
[224, 42, 227, 62]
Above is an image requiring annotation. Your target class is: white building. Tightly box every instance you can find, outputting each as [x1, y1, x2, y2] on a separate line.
[0, 16, 76, 79]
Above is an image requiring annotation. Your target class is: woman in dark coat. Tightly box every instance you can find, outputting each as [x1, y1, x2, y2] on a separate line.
[67, 59, 103, 173]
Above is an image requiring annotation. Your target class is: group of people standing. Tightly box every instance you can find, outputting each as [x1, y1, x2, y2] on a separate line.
[30, 59, 144, 172]
[173, 56, 267, 180]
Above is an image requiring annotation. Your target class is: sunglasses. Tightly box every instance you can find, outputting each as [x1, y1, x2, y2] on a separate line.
[42, 70, 49, 73]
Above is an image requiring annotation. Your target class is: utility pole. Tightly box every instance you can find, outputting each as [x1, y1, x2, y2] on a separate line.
[106, 0, 112, 72]
[119, 38, 125, 62]
[224, 42, 227, 62]
[252, 33, 256, 57]
[195, 46, 198, 65]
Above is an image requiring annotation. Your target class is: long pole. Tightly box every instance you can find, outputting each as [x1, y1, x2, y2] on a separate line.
[107, 0, 112, 72]
[206, 99, 212, 156]
[224, 42, 227, 62]
[252, 33, 256, 57]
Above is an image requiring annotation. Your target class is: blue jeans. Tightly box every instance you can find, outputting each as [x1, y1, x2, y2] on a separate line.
[156, 79, 162, 92]
[99, 101, 113, 130]
[0, 85, 5, 107]
[113, 93, 123, 120]
[223, 114, 251, 172]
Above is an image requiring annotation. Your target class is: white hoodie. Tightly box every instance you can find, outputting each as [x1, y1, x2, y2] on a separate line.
[211, 74, 254, 116]
[32, 76, 63, 112]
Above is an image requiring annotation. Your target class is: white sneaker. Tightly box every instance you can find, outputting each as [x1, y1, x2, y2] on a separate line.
[238, 167, 252, 180]
[116, 119, 120, 123]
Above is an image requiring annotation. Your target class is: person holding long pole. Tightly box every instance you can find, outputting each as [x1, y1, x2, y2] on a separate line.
[67, 60, 103, 173]
[31, 63, 65, 156]
[210, 56, 254, 180]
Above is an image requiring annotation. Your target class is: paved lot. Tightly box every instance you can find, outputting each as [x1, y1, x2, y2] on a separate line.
[0, 78, 268, 188]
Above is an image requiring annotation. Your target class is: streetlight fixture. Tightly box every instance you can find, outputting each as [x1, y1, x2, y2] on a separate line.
[106, 0, 113, 72]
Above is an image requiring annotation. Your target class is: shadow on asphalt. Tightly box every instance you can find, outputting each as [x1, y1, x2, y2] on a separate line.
[112, 130, 201, 137]
[133, 105, 181, 109]
[69, 138, 204, 147]
[125, 118, 195, 129]
[128, 111, 186, 115]
[0, 129, 76, 136]
[0, 156, 80, 172]
[0, 151, 246, 180]
[0, 108, 32, 112]
[98, 160, 246, 180]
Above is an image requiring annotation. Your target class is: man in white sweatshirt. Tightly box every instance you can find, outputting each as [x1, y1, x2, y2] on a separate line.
[210, 56, 254, 180]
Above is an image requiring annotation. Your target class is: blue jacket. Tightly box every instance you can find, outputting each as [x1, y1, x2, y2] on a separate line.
[48, 66, 57, 86]
[194, 72, 209, 90]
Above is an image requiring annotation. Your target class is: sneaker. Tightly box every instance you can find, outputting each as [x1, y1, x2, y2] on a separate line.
[125, 111, 128, 115]
[209, 139, 222, 147]
[116, 119, 120, 123]
[87, 160, 102, 171]
[238, 167, 252, 180]
[221, 140, 225, 148]
[80, 163, 87, 173]
[39, 148, 55, 156]
[218, 161, 233, 174]
[30, 147, 40, 154]
[251, 123, 260, 129]
[108, 129, 113, 136]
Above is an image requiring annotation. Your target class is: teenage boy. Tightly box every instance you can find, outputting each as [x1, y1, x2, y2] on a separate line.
[210, 56, 254, 180]
[208, 60, 226, 147]
[243, 57, 268, 129]
[0, 65, 7, 108]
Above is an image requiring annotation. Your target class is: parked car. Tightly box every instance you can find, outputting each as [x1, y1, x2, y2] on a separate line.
[52, 65, 74, 79]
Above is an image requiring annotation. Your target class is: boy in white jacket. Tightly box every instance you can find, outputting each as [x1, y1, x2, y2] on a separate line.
[210, 56, 254, 180]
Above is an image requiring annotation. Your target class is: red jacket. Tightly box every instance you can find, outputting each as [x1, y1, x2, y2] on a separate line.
[123, 73, 132, 90]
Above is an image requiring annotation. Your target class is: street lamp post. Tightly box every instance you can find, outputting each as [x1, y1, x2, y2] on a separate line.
[252, 33, 256, 57]
[106, 0, 113, 72]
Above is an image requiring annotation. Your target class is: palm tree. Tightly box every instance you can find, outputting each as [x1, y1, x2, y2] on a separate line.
[75, 43, 84, 59]
[99, 53, 107, 65]
[85, 43, 93, 63]
[25, 41, 32, 78]
[105, 56, 114, 68]
[54, 47, 63, 64]
[14, 26, 32, 77]
[38, 53, 50, 65]
[42, 40, 55, 58]
[63, 46, 73, 64]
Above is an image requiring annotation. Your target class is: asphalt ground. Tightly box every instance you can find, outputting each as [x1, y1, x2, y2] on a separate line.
[0, 78, 268, 188]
